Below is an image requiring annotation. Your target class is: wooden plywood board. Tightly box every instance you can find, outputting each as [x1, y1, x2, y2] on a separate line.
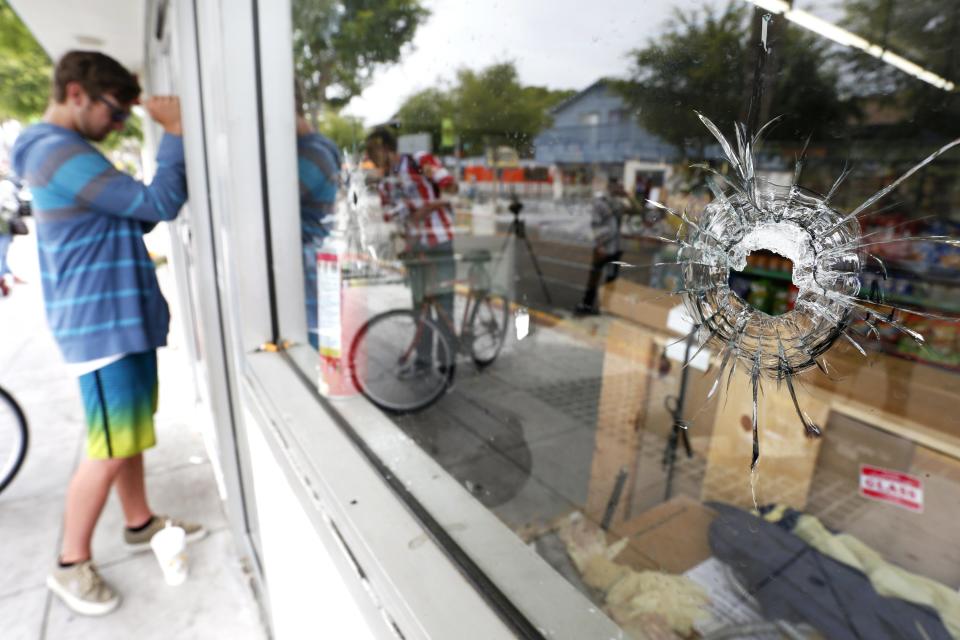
[585, 319, 657, 527]
[625, 346, 719, 517]
[610, 496, 717, 574]
[701, 368, 830, 510]
[599, 280, 676, 332]
[811, 347, 960, 454]
[809, 417, 960, 588]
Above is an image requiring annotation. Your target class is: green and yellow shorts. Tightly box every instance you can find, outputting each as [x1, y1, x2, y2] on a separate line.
[78, 351, 158, 459]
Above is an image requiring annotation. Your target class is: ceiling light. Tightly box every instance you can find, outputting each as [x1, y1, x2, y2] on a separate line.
[743, 0, 955, 92]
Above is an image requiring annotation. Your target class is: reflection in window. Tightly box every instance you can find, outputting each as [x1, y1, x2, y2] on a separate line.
[287, 1, 960, 638]
[295, 84, 341, 350]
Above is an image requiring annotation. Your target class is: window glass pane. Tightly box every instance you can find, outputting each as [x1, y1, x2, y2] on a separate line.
[287, 1, 960, 636]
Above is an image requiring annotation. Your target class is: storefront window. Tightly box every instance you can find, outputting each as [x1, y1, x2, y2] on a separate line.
[285, 1, 960, 637]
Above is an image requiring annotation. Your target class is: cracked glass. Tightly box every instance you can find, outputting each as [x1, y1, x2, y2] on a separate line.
[283, 1, 960, 637]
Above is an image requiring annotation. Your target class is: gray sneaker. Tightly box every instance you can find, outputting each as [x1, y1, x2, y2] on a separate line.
[47, 561, 121, 616]
[123, 514, 207, 552]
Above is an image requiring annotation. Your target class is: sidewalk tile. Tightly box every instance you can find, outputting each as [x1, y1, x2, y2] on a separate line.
[0, 427, 81, 504]
[144, 417, 210, 477]
[0, 586, 46, 640]
[90, 462, 229, 568]
[45, 530, 265, 640]
[0, 494, 63, 598]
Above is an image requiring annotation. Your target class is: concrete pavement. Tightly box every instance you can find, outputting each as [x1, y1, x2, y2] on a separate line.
[0, 224, 267, 640]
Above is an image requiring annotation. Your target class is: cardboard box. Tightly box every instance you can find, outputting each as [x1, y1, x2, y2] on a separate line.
[610, 496, 717, 574]
[808, 413, 960, 588]
[701, 366, 829, 510]
[599, 279, 677, 333]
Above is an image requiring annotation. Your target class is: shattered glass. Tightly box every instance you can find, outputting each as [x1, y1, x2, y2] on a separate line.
[644, 14, 960, 472]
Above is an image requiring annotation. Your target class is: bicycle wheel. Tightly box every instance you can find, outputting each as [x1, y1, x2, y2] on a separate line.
[0, 386, 28, 495]
[468, 293, 510, 367]
[350, 309, 455, 414]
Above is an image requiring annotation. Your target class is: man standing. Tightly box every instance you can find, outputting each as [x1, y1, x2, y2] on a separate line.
[365, 128, 457, 371]
[575, 172, 624, 315]
[12, 50, 203, 616]
[295, 89, 341, 350]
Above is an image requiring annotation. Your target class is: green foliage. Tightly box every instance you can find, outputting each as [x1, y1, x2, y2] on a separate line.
[617, 3, 747, 154]
[316, 109, 365, 152]
[293, 0, 429, 116]
[395, 87, 453, 151]
[98, 112, 144, 152]
[840, 0, 960, 139]
[0, 1, 147, 148]
[763, 27, 855, 141]
[394, 62, 574, 156]
[0, 0, 52, 121]
[617, 2, 851, 154]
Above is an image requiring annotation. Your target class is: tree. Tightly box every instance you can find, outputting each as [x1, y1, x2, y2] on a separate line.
[394, 87, 454, 152]
[0, 0, 52, 121]
[840, 0, 960, 139]
[316, 109, 365, 152]
[616, 2, 851, 156]
[293, 0, 429, 121]
[394, 62, 574, 156]
[451, 63, 573, 156]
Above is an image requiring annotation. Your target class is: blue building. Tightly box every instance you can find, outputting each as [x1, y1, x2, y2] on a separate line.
[534, 79, 677, 168]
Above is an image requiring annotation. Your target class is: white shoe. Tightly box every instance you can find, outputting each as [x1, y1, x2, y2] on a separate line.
[47, 560, 121, 616]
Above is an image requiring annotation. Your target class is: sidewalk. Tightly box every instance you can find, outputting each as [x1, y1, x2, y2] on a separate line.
[0, 226, 268, 640]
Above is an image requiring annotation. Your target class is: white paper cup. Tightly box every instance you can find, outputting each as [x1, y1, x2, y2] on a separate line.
[150, 522, 188, 586]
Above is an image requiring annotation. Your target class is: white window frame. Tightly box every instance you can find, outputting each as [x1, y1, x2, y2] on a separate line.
[171, 0, 627, 637]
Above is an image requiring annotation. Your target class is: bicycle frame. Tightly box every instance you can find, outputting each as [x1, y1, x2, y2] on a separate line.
[407, 289, 482, 360]
[402, 249, 494, 359]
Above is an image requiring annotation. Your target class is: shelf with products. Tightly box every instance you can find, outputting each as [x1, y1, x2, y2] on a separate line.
[643, 214, 960, 370]
[730, 252, 960, 371]
[866, 291, 960, 316]
[732, 271, 960, 316]
[859, 212, 960, 316]
[647, 243, 960, 359]
[733, 261, 960, 316]
[880, 259, 960, 286]
[741, 266, 792, 282]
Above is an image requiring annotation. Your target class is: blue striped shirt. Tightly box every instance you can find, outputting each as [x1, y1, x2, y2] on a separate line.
[298, 132, 340, 338]
[11, 123, 187, 362]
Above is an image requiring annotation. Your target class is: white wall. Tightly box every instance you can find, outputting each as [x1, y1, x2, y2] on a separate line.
[244, 409, 377, 640]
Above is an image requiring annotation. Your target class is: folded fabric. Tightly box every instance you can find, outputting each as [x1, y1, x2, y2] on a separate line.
[759, 503, 960, 639]
[709, 502, 952, 640]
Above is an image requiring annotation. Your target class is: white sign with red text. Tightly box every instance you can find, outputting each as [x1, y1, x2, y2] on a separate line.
[859, 465, 924, 513]
[317, 251, 341, 359]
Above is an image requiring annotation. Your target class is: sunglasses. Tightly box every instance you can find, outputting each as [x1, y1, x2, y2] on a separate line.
[95, 95, 131, 124]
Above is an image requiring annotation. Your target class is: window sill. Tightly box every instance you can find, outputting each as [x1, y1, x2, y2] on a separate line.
[243, 345, 622, 638]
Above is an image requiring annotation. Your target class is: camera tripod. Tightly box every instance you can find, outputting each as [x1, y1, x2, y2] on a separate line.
[495, 194, 552, 305]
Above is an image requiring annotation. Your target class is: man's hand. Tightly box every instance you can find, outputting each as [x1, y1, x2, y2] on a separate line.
[145, 96, 182, 136]
[411, 200, 448, 224]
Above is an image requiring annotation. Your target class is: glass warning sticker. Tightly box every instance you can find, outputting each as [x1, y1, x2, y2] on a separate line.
[859, 465, 923, 513]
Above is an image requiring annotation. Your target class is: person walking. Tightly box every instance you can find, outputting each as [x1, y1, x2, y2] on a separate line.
[11, 50, 203, 616]
[575, 172, 624, 315]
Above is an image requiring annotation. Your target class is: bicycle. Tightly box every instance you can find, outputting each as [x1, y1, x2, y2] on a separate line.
[349, 248, 510, 414]
[0, 385, 29, 495]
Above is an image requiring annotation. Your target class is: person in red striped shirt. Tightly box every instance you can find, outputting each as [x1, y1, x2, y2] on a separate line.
[366, 128, 458, 373]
